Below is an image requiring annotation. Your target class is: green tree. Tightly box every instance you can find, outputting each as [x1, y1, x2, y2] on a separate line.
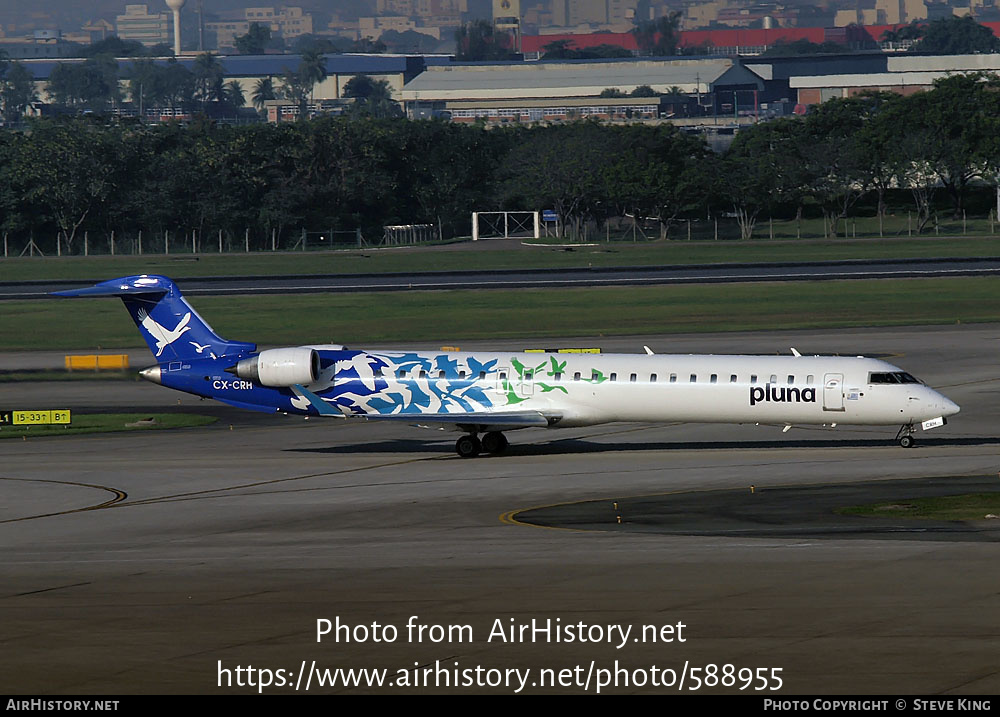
[47, 56, 120, 110]
[604, 123, 711, 238]
[1, 62, 36, 122]
[6, 120, 125, 248]
[192, 53, 225, 105]
[234, 23, 271, 55]
[632, 11, 681, 56]
[291, 34, 346, 55]
[909, 16, 999, 54]
[798, 97, 875, 237]
[721, 118, 808, 239]
[344, 75, 401, 118]
[81, 36, 148, 58]
[298, 49, 328, 103]
[280, 68, 311, 118]
[161, 58, 196, 106]
[352, 37, 387, 53]
[881, 20, 926, 46]
[502, 121, 616, 239]
[252, 76, 276, 111]
[541, 40, 575, 58]
[455, 20, 517, 61]
[849, 91, 906, 225]
[128, 58, 167, 111]
[222, 80, 246, 110]
[898, 73, 998, 219]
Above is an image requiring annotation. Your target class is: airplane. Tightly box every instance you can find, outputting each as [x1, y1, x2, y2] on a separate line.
[53, 274, 960, 457]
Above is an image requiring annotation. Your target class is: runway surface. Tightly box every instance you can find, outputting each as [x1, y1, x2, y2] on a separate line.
[2, 325, 1000, 694]
[4, 257, 1000, 299]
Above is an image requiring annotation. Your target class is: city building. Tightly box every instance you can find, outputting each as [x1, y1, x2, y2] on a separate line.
[116, 4, 172, 47]
[399, 56, 766, 121]
[207, 7, 314, 50]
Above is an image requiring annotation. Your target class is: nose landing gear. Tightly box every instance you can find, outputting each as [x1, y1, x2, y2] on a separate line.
[896, 424, 916, 448]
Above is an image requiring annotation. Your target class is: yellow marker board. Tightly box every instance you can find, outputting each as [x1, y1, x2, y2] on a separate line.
[8, 410, 72, 425]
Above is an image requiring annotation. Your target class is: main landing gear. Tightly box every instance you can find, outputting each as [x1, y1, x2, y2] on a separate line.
[455, 431, 509, 458]
[896, 424, 916, 448]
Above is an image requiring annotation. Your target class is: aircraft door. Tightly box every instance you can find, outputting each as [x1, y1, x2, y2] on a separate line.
[823, 373, 845, 411]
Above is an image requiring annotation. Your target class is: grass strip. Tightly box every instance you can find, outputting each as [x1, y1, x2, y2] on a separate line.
[0, 371, 137, 383]
[4, 277, 997, 351]
[1, 235, 999, 281]
[836, 493, 1000, 521]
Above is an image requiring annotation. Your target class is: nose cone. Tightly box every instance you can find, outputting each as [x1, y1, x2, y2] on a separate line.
[140, 366, 162, 385]
[942, 397, 960, 418]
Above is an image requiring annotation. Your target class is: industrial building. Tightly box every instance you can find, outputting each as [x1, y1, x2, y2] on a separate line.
[399, 56, 766, 121]
[14, 53, 428, 109]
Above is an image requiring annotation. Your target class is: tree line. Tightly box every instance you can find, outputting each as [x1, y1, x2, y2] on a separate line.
[2, 72, 1000, 253]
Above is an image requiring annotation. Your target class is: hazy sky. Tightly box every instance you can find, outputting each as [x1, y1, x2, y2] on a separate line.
[0, 1, 375, 29]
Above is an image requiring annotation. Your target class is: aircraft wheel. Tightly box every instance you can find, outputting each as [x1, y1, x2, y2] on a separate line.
[481, 431, 508, 455]
[456, 434, 481, 458]
[899, 435, 915, 448]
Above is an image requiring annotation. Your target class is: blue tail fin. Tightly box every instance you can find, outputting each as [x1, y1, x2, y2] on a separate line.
[52, 275, 255, 361]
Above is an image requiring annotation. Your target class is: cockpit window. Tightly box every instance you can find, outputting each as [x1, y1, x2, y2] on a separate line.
[869, 372, 921, 385]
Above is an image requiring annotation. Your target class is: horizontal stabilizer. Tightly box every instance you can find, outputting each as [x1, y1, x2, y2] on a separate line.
[52, 275, 255, 361]
[51, 276, 172, 298]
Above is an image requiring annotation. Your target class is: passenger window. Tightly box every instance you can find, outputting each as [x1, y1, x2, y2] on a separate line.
[610, 372, 617, 381]
[458, 370, 466, 379]
[553, 372, 562, 380]
[787, 375, 794, 384]
[806, 375, 814, 385]
[730, 374, 737, 383]
[710, 374, 717, 384]
[591, 371, 599, 381]
[397, 369, 406, 379]
[690, 374, 697, 383]
[650, 373, 657, 382]
[630, 373, 637, 382]
[574, 372, 581, 381]
[419, 370, 427, 379]
[479, 371, 486, 380]
[770, 374, 777, 384]
[750, 374, 757, 384]
[499, 372, 507, 381]
[524, 370, 533, 380]
[669, 374, 677, 383]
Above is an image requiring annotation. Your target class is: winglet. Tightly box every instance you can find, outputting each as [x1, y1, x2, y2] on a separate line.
[644, 346, 654, 355]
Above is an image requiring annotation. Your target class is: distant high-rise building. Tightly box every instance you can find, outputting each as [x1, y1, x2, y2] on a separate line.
[207, 6, 314, 50]
[116, 4, 172, 46]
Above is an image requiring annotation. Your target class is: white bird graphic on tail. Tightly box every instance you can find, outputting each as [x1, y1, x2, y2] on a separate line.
[189, 341, 218, 360]
[137, 308, 191, 357]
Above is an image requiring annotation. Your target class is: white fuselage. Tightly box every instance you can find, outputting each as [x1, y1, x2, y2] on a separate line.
[323, 350, 959, 429]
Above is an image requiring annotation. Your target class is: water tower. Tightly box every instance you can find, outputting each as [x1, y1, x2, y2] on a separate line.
[166, 0, 186, 56]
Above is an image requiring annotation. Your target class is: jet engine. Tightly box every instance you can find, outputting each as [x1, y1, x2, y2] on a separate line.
[229, 348, 319, 387]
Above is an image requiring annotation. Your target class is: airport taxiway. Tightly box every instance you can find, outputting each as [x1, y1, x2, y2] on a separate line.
[2, 325, 999, 694]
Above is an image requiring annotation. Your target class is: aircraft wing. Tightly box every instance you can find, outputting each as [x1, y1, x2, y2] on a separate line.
[291, 384, 558, 430]
[349, 411, 555, 431]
